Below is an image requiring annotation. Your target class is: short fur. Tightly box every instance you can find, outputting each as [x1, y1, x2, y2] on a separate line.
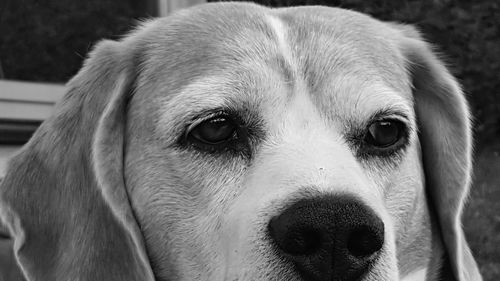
[0, 2, 482, 281]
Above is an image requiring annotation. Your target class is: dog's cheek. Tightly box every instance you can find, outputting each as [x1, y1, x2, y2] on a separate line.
[382, 144, 434, 275]
[129, 151, 250, 280]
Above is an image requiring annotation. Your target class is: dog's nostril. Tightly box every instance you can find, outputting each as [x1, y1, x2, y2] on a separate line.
[347, 226, 384, 258]
[276, 227, 322, 256]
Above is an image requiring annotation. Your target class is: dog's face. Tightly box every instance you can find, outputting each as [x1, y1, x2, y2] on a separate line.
[0, 2, 482, 281]
[124, 4, 430, 280]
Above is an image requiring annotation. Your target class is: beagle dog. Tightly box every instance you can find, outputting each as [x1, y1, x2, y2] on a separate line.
[0, 2, 482, 281]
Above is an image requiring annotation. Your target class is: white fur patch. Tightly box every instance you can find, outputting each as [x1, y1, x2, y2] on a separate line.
[401, 268, 427, 281]
[265, 15, 294, 67]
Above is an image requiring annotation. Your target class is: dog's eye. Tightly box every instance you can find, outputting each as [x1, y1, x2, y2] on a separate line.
[365, 120, 404, 148]
[182, 111, 254, 156]
[189, 116, 237, 145]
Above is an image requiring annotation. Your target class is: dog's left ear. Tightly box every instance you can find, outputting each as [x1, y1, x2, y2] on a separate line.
[0, 37, 155, 280]
[391, 24, 482, 281]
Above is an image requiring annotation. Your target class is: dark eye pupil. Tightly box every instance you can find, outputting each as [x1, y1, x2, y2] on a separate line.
[192, 118, 236, 144]
[367, 121, 401, 147]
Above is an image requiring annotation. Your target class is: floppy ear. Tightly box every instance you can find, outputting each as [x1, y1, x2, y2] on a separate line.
[394, 25, 482, 281]
[0, 38, 155, 280]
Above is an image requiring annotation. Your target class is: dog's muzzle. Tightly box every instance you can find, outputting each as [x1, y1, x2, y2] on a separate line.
[268, 195, 384, 281]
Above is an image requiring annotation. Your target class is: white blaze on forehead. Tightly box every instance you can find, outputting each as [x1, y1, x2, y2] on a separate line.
[265, 15, 295, 72]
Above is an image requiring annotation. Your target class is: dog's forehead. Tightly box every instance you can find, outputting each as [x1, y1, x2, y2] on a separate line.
[274, 7, 413, 113]
[137, 3, 413, 129]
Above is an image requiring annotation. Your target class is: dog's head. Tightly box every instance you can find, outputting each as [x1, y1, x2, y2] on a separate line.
[0, 3, 481, 281]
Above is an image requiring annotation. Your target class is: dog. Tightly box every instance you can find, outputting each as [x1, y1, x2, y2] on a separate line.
[0, 2, 482, 281]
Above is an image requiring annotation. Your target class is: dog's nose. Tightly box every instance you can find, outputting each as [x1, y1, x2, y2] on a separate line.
[268, 195, 384, 281]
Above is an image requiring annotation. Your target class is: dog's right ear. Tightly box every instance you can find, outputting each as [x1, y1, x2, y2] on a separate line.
[0, 34, 155, 280]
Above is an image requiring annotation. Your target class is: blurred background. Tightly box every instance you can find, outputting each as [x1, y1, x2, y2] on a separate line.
[0, 0, 498, 280]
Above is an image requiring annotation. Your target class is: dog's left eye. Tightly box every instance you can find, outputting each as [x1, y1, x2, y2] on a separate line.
[189, 116, 237, 145]
[365, 120, 404, 148]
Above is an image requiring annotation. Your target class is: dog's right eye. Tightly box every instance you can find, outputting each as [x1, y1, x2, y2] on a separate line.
[184, 112, 249, 154]
[189, 116, 237, 145]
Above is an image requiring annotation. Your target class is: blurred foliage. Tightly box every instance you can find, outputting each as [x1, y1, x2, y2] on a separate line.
[0, 0, 146, 82]
[1, 0, 499, 143]
[463, 144, 500, 281]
